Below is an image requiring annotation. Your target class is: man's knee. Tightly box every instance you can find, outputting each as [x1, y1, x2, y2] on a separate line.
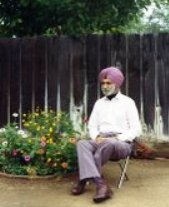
[102, 140, 128, 153]
[77, 139, 90, 150]
[102, 139, 117, 149]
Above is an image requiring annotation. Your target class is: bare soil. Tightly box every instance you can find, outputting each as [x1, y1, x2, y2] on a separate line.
[0, 158, 169, 207]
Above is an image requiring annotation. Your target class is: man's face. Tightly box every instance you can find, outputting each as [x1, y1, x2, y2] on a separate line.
[101, 78, 117, 96]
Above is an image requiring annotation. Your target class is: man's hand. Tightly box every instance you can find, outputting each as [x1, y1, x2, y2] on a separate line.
[95, 134, 119, 144]
[95, 135, 105, 144]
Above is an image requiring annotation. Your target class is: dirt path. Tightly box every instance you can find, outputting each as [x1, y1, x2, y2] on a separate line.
[0, 159, 169, 207]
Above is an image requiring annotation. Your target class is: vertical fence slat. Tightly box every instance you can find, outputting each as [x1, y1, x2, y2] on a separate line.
[72, 38, 85, 106]
[142, 34, 156, 129]
[86, 35, 99, 115]
[99, 35, 112, 69]
[48, 37, 59, 110]
[10, 39, 21, 123]
[157, 34, 169, 135]
[21, 38, 35, 115]
[127, 35, 141, 112]
[34, 37, 46, 110]
[111, 34, 127, 94]
[59, 36, 71, 112]
[0, 39, 8, 126]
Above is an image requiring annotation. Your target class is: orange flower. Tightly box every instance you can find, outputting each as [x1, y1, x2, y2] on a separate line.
[37, 148, 45, 155]
[61, 162, 68, 169]
[41, 136, 46, 142]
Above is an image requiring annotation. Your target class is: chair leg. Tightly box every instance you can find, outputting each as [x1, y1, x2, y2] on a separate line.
[118, 156, 130, 188]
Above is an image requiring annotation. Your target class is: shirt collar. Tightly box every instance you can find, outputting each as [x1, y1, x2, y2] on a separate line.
[103, 91, 122, 101]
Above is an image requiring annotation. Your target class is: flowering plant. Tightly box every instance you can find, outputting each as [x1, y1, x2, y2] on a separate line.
[0, 110, 79, 176]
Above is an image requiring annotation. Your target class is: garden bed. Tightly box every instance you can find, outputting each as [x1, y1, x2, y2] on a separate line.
[0, 110, 79, 177]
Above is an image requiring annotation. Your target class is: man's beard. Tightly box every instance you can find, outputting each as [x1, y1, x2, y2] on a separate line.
[101, 86, 117, 96]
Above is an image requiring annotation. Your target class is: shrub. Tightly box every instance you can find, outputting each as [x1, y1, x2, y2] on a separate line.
[0, 110, 79, 176]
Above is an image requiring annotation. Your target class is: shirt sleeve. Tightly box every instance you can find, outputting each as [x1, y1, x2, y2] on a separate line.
[88, 102, 100, 140]
[118, 99, 142, 141]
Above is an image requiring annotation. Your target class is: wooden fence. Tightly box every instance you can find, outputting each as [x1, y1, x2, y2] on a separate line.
[0, 34, 169, 139]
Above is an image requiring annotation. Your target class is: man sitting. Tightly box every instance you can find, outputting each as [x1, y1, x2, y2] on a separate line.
[71, 66, 141, 203]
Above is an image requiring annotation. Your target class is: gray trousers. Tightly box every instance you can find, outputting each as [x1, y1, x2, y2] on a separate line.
[77, 139, 132, 180]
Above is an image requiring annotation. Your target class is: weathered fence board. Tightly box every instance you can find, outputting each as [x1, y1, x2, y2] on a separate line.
[9, 39, 21, 124]
[71, 37, 85, 106]
[142, 34, 156, 130]
[111, 34, 126, 94]
[34, 37, 46, 110]
[58, 36, 71, 112]
[127, 35, 141, 112]
[21, 38, 35, 115]
[0, 39, 8, 125]
[157, 33, 169, 135]
[47, 37, 59, 110]
[86, 35, 99, 115]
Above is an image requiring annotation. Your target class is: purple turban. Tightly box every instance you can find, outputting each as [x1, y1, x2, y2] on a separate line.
[99, 66, 124, 87]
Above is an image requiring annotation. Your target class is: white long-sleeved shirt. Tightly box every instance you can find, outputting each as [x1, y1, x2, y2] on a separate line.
[88, 92, 142, 141]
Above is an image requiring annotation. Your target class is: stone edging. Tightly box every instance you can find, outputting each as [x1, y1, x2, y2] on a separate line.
[0, 172, 57, 179]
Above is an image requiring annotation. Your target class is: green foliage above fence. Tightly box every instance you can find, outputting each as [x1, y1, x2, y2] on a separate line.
[0, 0, 153, 37]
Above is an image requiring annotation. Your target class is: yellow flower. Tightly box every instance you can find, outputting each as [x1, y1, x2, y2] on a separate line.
[69, 138, 76, 144]
[46, 138, 53, 144]
[53, 163, 57, 167]
[47, 158, 52, 163]
[28, 139, 32, 143]
[49, 138, 53, 144]
[36, 126, 40, 131]
[49, 127, 53, 133]
[57, 112, 61, 117]
[62, 133, 67, 137]
[24, 123, 29, 127]
[26, 167, 37, 176]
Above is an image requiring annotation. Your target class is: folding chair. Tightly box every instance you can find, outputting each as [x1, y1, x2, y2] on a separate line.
[110, 155, 130, 188]
[117, 155, 130, 188]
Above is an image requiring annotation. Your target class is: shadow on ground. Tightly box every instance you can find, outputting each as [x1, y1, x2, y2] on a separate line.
[0, 159, 169, 207]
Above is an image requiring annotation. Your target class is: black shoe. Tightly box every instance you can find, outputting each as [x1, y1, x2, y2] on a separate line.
[93, 184, 113, 203]
[71, 180, 86, 195]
